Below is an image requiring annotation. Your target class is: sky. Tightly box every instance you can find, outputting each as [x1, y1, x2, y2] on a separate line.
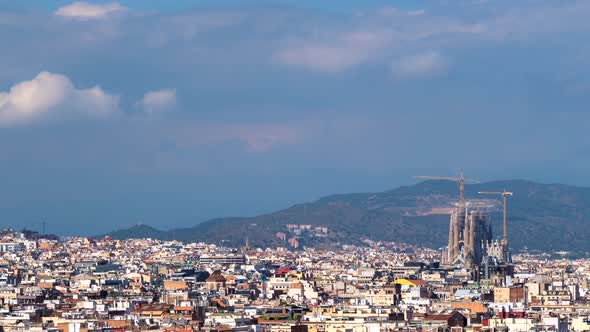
[1, 0, 590, 235]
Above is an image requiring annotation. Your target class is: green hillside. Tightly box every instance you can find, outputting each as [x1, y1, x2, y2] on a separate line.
[104, 180, 590, 252]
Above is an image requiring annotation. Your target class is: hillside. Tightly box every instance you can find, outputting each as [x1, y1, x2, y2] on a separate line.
[104, 180, 590, 252]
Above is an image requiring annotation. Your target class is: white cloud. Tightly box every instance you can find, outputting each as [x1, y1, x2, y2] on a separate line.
[407, 10, 426, 16]
[272, 11, 483, 73]
[172, 122, 308, 153]
[390, 52, 446, 79]
[0, 71, 118, 125]
[139, 89, 177, 114]
[55, 2, 126, 19]
[274, 30, 391, 72]
[378, 7, 425, 17]
[236, 125, 300, 152]
[274, 45, 372, 72]
[209, 123, 302, 153]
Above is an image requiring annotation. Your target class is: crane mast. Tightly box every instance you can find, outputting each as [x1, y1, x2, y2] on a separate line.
[478, 190, 513, 246]
[415, 172, 480, 207]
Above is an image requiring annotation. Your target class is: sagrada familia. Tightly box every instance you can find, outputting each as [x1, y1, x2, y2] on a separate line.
[440, 195, 513, 281]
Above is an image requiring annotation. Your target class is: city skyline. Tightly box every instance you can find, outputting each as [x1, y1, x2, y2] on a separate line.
[0, 2, 588, 331]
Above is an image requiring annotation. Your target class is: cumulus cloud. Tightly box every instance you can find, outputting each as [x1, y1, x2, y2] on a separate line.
[139, 89, 177, 114]
[0, 71, 118, 125]
[55, 2, 127, 19]
[390, 52, 447, 79]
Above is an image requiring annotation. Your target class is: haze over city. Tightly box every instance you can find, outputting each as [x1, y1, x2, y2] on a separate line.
[2, 0, 590, 235]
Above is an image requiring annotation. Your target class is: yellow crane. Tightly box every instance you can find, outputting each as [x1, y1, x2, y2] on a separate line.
[478, 190, 513, 245]
[415, 172, 480, 207]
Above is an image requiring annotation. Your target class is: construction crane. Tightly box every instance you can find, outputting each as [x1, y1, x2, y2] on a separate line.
[478, 190, 513, 245]
[415, 172, 480, 207]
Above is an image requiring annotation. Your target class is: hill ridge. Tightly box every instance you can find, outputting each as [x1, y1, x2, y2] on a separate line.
[103, 179, 590, 252]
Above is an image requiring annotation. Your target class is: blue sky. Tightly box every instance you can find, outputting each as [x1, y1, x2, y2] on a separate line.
[4, 0, 423, 13]
[1, 0, 590, 234]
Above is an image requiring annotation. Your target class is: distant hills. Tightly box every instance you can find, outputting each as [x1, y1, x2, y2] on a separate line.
[103, 180, 590, 253]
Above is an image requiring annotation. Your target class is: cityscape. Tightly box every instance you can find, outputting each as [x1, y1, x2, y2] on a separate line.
[2, 0, 590, 331]
[0, 178, 589, 332]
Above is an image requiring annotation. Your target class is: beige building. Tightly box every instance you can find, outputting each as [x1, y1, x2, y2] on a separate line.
[494, 287, 524, 303]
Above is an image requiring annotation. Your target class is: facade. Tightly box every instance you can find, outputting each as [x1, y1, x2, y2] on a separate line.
[494, 286, 525, 303]
[444, 207, 494, 267]
[0, 242, 25, 253]
[199, 254, 246, 265]
[443, 204, 512, 276]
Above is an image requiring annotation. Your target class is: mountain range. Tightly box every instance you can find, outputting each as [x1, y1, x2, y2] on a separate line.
[103, 180, 590, 253]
